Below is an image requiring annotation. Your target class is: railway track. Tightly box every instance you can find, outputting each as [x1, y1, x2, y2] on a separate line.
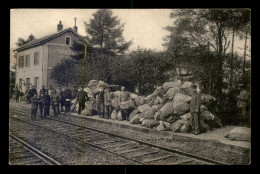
[9, 133, 61, 165]
[9, 107, 229, 165]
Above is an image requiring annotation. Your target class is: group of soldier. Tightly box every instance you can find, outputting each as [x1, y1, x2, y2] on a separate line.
[95, 86, 130, 119]
[25, 84, 130, 121]
[13, 81, 250, 130]
[27, 85, 78, 120]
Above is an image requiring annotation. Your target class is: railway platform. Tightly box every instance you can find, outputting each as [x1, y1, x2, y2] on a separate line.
[9, 100, 251, 164]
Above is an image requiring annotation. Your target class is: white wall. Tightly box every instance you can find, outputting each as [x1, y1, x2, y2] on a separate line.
[15, 45, 44, 93]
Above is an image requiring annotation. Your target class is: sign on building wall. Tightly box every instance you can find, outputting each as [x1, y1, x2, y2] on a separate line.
[48, 45, 77, 67]
[56, 49, 76, 56]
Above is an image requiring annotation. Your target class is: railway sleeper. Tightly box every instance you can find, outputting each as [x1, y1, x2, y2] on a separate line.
[103, 142, 134, 149]
[142, 154, 173, 163]
[130, 150, 160, 158]
[13, 159, 43, 165]
[118, 146, 150, 154]
[93, 140, 121, 145]
[9, 154, 35, 160]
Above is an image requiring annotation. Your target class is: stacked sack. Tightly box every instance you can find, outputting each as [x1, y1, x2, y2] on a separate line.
[127, 80, 218, 133]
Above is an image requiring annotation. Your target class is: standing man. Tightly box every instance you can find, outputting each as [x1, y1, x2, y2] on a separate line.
[96, 88, 105, 118]
[48, 85, 54, 100]
[63, 85, 72, 114]
[38, 93, 44, 120]
[29, 86, 37, 104]
[71, 86, 78, 100]
[104, 88, 113, 119]
[39, 85, 47, 96]
[15, 86, 20, 103]
[57, 86, 64, 112]
[77, 86, 89, 115]
[237, 83, 250, 127]
[119, 86, 131, 120]
[31, 93, 38, 121]
[190, 84, 202, 135]
[43, 91, 51, 118]
[51, 89, 60, 117]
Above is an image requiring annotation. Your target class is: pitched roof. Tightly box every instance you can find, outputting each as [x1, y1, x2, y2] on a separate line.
[14, 28, 88, 52]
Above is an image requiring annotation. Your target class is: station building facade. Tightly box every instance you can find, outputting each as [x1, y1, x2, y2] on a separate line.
[14, 21, 88, 93]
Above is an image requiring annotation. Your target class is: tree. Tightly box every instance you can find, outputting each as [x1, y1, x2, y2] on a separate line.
[224, 10, 250, 87]
[163, 9, 250, 96]
[50, 58, 78, 86]
[84, 9, 132, 84]
[15, 37, 31, 47]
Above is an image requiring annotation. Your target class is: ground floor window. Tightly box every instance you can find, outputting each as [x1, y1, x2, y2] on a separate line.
[19, 78, 23, 91]
[26, 78, 30, 88]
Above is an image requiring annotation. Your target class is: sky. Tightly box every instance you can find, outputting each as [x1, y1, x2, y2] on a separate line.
[10, 9, 250, 57]
[10, 9, 173, 52]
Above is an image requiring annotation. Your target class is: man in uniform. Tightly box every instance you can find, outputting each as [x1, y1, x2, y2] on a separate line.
[96, 88, 105, 118]
[43, 91, 51, 118]
[237, 83, 250, 127]
[15, 86, 20, 103]
[77, 86, 89, 115]
[104, 88, 113, 119]
[39, 85, 47, 96]
[29, 85, 37, 103]
[57, 86, 64, 112]
[71, 86, 78, 100]
[63, 85, 72, 114]
[38, 93, 44, 120]
[48, 85, 54, 99]
[190, 84, 202, 135]
[51, 89, 60, 117]
[119, 86, 131, 120]
[31, 93, 38, 121]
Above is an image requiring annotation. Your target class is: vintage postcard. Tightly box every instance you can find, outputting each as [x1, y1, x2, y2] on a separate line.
[9, 9, 251, 165]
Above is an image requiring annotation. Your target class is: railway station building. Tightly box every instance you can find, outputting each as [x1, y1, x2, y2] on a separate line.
[13, 21, 88, 93]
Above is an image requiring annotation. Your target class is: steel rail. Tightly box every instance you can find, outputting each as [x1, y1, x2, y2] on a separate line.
[10, 108, 229, 165]
[10, 115, 147, 165]
[9, 133, 62, 165]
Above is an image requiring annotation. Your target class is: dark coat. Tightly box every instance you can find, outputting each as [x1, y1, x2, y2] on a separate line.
[77, 90, 89, 103]
[15, 89, 20, 96]
[63, 89, 72, 100]
[39, 88, 47, 95]
[190, 92, 202, 113]
[29, 89, 37, 97]
[38, 96, 45, 107]
[31, 96, 38, 109]
[43, 94, 51, 106]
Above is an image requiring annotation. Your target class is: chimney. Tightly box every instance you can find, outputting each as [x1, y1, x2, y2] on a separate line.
[73, 18, 78, 33]
[57, 21, 63, 32]
[29, 34, 34, 41]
